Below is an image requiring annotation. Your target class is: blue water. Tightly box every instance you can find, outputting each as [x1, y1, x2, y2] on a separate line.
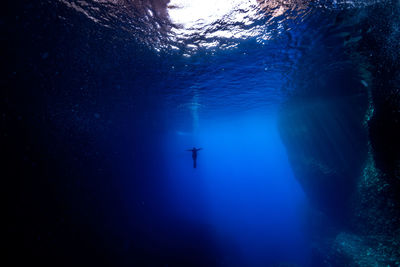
[164, 114, 308, 265]
[14, 0, 400, 266]
[107, 45, 312, 264]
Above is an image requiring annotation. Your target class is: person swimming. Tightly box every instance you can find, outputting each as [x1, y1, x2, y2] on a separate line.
[186, 147, 202, 168]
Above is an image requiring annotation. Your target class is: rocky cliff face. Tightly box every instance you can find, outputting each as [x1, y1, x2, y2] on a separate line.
[278, 2, 400, 266]
[278, 95, 369, 224]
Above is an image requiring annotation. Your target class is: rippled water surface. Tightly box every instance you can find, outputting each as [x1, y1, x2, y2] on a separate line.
[54, 0, 393, 120]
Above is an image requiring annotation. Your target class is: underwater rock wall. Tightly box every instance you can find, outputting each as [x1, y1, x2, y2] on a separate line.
[278, 2, 400, 266]
[278, 95, 369, 223]
[277, 26, 370, 224]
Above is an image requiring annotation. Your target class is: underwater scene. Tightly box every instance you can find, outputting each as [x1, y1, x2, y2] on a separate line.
[9, 0, 400, 266]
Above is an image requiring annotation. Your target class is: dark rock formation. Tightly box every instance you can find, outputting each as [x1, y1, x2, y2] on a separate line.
[278, 95, 369, 224]
[278, 2, 400, 266]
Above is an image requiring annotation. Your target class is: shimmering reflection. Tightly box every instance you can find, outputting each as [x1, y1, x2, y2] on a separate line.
[167, 0, 261, 43]
[57, 0, 383, 52]
[165, 0, 315, 51]
[54, 0, 387, 132]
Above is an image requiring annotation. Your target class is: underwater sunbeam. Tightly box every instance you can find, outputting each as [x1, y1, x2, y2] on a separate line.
[165, 115, 309, 265]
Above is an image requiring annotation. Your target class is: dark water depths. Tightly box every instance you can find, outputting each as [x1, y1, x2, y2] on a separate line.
[11, 0, 400, 266]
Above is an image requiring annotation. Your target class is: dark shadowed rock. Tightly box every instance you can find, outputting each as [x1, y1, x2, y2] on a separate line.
[278, 2, 400, 266]
[278, 95, 369, 223]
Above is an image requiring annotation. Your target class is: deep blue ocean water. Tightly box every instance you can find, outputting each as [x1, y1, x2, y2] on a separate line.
[12, 0, 400, 266]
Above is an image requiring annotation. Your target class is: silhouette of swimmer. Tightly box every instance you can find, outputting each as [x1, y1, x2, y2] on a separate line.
[186, 147, 202, 168]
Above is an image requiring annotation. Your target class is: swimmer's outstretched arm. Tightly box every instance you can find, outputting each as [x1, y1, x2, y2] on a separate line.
[196, 148, 203, 151]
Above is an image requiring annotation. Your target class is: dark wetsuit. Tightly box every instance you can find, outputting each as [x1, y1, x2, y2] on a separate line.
[187, 147, 202, 168]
